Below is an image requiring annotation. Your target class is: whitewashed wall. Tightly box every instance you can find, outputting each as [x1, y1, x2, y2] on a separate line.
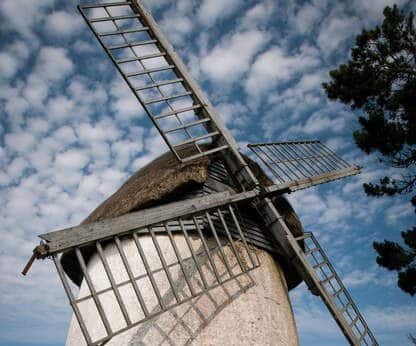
[66, 234, 299, 345]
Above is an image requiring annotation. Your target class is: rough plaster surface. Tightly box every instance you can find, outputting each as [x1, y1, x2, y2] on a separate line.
[66, 234, 299, 346]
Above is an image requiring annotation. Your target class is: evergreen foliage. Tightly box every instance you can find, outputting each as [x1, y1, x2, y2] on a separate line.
[323, 5, 416, 296]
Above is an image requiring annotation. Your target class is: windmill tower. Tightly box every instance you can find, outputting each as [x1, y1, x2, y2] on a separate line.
[22, 1, 378, 345]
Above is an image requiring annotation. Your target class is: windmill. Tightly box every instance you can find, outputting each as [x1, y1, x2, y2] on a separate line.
[22, 1, 378, 345]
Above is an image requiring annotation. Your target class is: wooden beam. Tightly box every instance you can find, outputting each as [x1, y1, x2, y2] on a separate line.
[265, 166, 361, 195]
[39, 190, 257, 254]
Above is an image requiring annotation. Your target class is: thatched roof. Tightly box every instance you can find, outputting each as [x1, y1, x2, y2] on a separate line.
[83, 147, 210, 224]
[62, 147, 304, 289]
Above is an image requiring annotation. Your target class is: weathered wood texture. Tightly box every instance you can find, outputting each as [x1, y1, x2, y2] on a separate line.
[267, 166, 362, 194]
[41, 191, 254, 253]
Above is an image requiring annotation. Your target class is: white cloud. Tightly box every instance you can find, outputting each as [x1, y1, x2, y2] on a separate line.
[46, 96, 76, 122]
[77, 174, 100, 196]
[201, 30, 270, 84]
[198, 0, 242, 27]
[5, 131, 36, 153]
[0, 41, 30, 79]
[53, 126, 77, 145]
[33, 46, 74, 82]
[54, 149, 89, 171]
[342, 266, 396, 288]
[132, 127, 168, 169]
[23, 81, 49, 110]
[292, 284, 416, 346]
[385, 202, 413, 225]
[324, 137, 346, 152]
[161, 12, 193, 44]
[216, 101, 249, 127]
[287, 185, 379, 234]
[317, 14, 361, 54]
[72, 40, 95, 54]
[287, 109, 352, 136]
[245, 44, 320, 97]
[239, 0, 276, 29]
[67, 79, 108, 118]
[97, 168, 126, 196]
[7, 157, 28, 180]
[0, 0, 55, 38]
[110, 78, 144, 121]
[44, 11, 83, 38]
[365, 305, 416, 332]
[296, 71, 326, 92]
[0, 53, 19, 79]
[76, 120, 121, 144]
[259, 86, 322, 138]
[291, 2, 324, 33]
[290, 286, 342, 341]
[352, 0, 408, 25]
[143, 0, 170, 11]
[111, 130, 144, 170]
[22, 47, 74, 108]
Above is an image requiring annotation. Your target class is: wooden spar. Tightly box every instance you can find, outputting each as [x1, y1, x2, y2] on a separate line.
[39, 190, 257, 254]
[266, 166, 362, 194]
[37, 166, 360, 256]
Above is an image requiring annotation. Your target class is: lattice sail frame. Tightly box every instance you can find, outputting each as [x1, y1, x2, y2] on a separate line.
[248, 141, 361, 193]
[22, 1, 379, 345]
[46, 197, 259, 345]
[77, 1, 239, 162]
[296, 233, 378, 346]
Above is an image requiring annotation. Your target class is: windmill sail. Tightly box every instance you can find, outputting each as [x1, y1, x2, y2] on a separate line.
[40, 191, 260, 346]
[248, 140, 361, 193]
[294, 233, 378, 346]
[78, 1, 241, 163]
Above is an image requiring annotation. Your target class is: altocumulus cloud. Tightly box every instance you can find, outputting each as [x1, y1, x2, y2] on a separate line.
[0, 1, 415, 346]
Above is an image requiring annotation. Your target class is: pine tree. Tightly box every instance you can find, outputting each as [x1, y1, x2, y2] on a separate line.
[323, 5, 415, 295]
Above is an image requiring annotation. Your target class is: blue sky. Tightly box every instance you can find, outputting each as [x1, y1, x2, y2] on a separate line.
[0, 0, 415, 345]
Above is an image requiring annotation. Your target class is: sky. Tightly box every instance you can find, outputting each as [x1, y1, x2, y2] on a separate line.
[0, 0, 415, 345]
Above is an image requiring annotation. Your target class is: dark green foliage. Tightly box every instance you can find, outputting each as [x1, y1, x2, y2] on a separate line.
[323, 5, 416, 296]
[409, 333, 416, 345]
[374, 227, 416, 295]
[323, 5, 416, 198]
[374, 240, 413, 270]
[398, 266, 416, 296]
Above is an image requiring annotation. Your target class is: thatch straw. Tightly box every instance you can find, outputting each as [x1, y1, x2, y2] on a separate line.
[83, 147, 210, 224]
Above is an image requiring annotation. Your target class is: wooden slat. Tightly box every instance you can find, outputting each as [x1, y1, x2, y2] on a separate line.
[79, 2, 131, 9]
[125, 65, 175, 77]
[265, 166, 362, 194]
[153, 104, 202, 119]
[108, 39, 157, 50]
[164, 118, 210, 133]
[90, 14, 140, 22]
[135, 78, 183, 91]
[98, 26, 149, 36]
[39, 190, 257, 253]
[116, 52, 166, 64]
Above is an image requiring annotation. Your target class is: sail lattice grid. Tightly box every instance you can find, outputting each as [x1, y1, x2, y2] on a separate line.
[296, 233, 378, 345]
[78, 1, 233, 162]
[52, 203, 259, 345]
[248, 141, 361, 192]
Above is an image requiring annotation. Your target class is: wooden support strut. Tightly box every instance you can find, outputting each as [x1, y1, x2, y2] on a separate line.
[21, 242, 50, 275]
